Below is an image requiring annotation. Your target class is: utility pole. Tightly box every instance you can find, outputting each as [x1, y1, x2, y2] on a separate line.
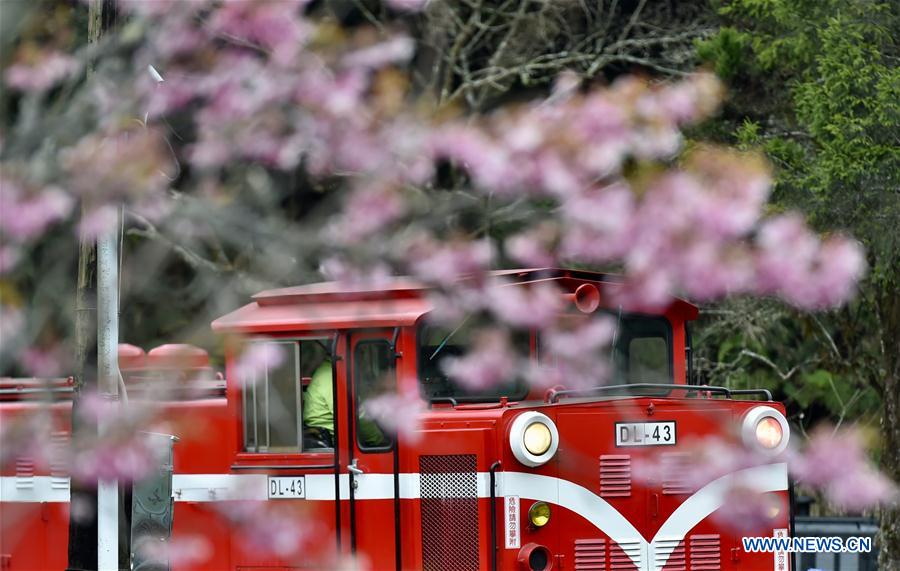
[96, 219, 120, 570]
[68, 1, 121, 569]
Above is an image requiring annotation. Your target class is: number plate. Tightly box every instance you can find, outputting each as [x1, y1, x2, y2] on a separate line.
[267, 476, 305, 499]
[615, 421, 676, 447]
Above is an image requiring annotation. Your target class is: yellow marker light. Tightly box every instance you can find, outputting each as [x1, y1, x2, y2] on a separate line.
[523, 422, 552, 456]
[756, 416, 784, 449]
[529, 501, 551, 528]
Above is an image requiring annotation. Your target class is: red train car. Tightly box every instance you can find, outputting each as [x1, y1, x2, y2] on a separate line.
[0, 269, 792, 570]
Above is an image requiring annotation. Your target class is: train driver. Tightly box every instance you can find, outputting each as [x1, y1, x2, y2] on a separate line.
[302, 356, 388, 449]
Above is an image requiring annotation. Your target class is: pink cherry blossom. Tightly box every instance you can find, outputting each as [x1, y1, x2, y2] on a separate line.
[78, 205, 120, 240]
[506, 227, 556, 267]
[19, 346, 67, 378]
[409, 239, 494, 284]
[0, 304, 24, 345]
[4, 51, 80, 93]
[442, 329, 518, 390]
[386, 0, 429, 11]
[115, 0, 197, 17]
[711, 486, 784, 533]
[136, 535, 213, 568]
[207, 0, 310, 65]
[343, 37, 416, 70]
[541, 318, 616, 362]
[363, 391, 425, 442]
[233, 343, 285, 381]
[330, 183, 408, 243]
[790, 426, 897, 511]
[486, 281, 562, 329]
[0, 182, 73, 240]
[215, 501, 322, 558]
[0, 245, 21, 274]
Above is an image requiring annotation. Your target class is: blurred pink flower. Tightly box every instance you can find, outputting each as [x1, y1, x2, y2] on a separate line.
[207, 0, 310, 65]
[343, 37, 415, 69]
[806, 237, 866, 308]
[62, 129, 171, 204]
[0, 245, 21, 274]
[386, 0, 429, 10]
[4, 51, 80, 93]
[0, 182, 73, 240]
[136, 535, 213, 568]
[506, 229, 555, 267]
[443, 329, 518, 390]
[233, 343, 285, 381]
[19, 345, 67, 377]
[216, 501, 321, 558]
[542, 318, 615, 361]
[78, 205, 119, 240]
[711, 486, 784, 533]
[69, 423, 169, 483]
[487, 282, 561, 328]
[409, 240, 493, 284]
[332, 183, 407, 243]
[790, 426, 897, 511]
[117, 0, 192, 16]
[430, 127, 513, 193]
[633, 436, 769, 492]
[0, 305, 24, 345]
[826, 467, 896, 512]
[754, 215, 865, 309]
[363, 391, 425, 442]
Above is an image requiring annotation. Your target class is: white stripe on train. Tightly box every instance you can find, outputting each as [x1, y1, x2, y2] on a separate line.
[1, 463, 788, 571]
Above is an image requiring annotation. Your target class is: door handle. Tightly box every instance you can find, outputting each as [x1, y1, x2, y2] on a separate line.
[348, 459, 364, 476]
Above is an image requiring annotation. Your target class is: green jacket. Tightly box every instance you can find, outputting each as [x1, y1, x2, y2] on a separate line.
[303, 360, 387, 447]
[303, 361, 334, 433]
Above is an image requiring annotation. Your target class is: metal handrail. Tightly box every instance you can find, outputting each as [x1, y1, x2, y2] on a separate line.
[428, 397, 458, 407]
[0, 386, 75, 395]
[731, 388, 774, 400]
[547, 383, 738, 403]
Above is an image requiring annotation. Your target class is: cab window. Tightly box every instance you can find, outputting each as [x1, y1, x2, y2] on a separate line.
[240, 338, 333, 453]
[354, 340, 394, 451]
[417, 320, 530, 402]
[612, 314, 672, 384]
[537, 313, 673, 385]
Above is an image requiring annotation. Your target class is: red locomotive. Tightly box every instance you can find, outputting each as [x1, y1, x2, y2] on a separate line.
[0, 268, 792, 570]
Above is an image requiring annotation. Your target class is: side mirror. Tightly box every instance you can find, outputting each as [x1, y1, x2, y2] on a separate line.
[130, 432, 177, 571]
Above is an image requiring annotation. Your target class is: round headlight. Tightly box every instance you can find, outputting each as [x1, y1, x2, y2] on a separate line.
[755, 416, 784, 449]
[741, 406, 789, 454]
[509, 412, 559, 467]
[528, 501, 551, 528]
[524, 423, 552, 455]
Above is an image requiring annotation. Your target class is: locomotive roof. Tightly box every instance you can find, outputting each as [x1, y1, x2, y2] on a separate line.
[211, 268, 698, 333]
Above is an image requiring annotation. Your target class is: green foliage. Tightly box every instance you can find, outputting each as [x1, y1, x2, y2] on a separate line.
[695, 27, 749, 79]
[697, 0, 900, 440]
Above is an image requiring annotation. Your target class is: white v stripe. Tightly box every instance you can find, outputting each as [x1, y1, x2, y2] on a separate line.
[0, 463, 787, 571]
[501, 463, 788, 571]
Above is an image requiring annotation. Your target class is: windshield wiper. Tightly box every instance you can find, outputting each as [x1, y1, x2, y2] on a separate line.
[429, 316, 471, 361]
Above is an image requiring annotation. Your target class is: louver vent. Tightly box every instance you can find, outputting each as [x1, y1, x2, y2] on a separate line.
[15, 457, 34, 489]
[574, 538, 606, 570]
[610, 539, 642, 570]
[600, 455, 631, 497]
[690, 534, 721, 570]
[50, 431, 69, 489]
[419, 454, 479, 571]
[655, 538, 686, 571]
[662, 452, 692, 495]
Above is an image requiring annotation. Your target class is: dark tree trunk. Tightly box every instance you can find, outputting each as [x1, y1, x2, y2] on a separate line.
[67, 1, 118, 569]
[879, 292, 900, 571]
[68, 223, 98, 571]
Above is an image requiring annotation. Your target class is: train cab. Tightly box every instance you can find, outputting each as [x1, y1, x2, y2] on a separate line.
[0, 268, 791, 571]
